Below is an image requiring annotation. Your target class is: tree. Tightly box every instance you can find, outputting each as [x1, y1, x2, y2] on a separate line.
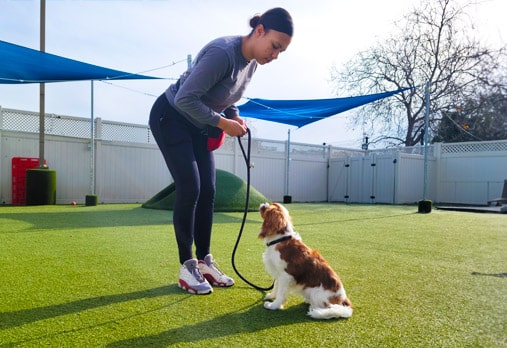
[330, 0, 506, 147]
[432, 90, 507, 142]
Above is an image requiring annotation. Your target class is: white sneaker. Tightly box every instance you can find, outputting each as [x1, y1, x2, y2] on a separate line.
[198, 254, 235, 287]
[178, 259, 213, 295]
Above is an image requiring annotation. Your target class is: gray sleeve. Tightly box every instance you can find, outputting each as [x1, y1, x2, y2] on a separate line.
[173, 47, 230, 127]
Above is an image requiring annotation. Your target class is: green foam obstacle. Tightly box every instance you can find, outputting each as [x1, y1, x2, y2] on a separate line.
[142, 169, 269, 212]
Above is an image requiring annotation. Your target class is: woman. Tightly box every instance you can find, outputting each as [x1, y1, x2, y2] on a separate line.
[149, 7, 293, 295]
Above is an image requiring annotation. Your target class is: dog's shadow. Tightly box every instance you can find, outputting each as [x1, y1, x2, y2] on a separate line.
[107, 296, 332, 348]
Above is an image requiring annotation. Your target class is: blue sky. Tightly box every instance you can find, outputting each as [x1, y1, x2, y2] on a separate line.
[0, 0, 505, 147]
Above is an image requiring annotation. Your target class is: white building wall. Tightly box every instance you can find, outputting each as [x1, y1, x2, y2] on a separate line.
[327, 151, 438, 205]
[288, 158, 328, 202]
[327, 157, 348, 202]
[95, 141, 170, 203]
[374, 154, 397, 204]
[435, 141, 507, 205]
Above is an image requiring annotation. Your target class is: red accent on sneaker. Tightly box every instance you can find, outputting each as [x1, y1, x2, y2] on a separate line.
[178, 279, 212, 295]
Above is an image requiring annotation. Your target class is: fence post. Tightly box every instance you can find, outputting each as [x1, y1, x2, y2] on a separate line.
[392, 152, 399, 204]
[418, 81, 432, 213]
[433, 142, 442, 204]
[284, 129, 292, 203]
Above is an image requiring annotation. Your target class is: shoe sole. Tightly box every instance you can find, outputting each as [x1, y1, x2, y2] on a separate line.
[178, 280, 213, 295]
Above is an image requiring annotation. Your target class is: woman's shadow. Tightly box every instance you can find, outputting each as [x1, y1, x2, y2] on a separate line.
[0, 284, 181, 330]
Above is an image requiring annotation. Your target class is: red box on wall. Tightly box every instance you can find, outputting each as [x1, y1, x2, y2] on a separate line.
[11, 157, 45, 205]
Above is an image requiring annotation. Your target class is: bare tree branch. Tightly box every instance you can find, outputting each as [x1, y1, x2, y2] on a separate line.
[330, 0, 506, 147]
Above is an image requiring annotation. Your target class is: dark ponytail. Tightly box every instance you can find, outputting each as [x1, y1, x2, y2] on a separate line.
[249, 7, 293, 37]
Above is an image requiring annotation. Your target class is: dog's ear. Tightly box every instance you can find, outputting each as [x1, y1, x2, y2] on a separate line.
[258, 224, 267, 239]
[259, 202, 270, 217]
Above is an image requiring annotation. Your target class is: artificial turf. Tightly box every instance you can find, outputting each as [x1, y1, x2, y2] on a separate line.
[0, 203, 505, 347]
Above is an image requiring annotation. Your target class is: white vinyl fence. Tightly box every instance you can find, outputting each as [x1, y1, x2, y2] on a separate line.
[1, 106, 506, 205]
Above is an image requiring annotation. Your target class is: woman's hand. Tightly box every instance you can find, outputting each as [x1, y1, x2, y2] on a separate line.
[232, 115, 246, 127]
[218, 116, 248, 137]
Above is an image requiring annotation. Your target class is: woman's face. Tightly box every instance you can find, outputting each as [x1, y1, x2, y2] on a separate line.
[252, 25, 292, 65]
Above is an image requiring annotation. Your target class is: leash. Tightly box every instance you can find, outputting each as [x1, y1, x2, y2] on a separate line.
[231, 128, 274, 291]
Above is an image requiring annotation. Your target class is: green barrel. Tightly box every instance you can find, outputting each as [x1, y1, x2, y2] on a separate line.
[26, 168, 56, 205]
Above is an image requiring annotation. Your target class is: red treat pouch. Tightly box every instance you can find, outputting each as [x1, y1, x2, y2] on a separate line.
[207, 126, 225, 151]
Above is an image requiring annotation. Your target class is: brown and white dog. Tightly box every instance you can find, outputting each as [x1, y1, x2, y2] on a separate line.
[259, 202, 353, 319]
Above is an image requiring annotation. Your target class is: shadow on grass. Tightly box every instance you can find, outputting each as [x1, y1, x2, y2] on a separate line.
[296, 211, 418, 227]
[107, 300, 335, 348]
[0, 207, 255, 232]
[471, 271, 507, 278]
[0, 206, 168, 231]
[3, 284, 338, 347]
[0, 284, 182, 330]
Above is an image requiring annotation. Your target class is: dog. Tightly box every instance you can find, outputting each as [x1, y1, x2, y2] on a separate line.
[258, 202, 353, 319]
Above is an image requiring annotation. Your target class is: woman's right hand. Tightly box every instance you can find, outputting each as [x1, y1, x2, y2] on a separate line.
[218, 117, 248, 137]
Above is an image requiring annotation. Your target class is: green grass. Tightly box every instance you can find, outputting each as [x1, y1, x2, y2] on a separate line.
[0, 203, 505, 347]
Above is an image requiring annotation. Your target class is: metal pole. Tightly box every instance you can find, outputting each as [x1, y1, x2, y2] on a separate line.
[285, 129, 291, 196]
[38, 0, 46, 167]
[90, 81, 95, 194]
[423, 81, 430, 200]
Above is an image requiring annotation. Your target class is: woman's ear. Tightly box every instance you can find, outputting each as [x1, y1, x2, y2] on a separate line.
[254, 24, 265, 37]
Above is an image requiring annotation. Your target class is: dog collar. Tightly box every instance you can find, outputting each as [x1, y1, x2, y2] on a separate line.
[266, 235, 292, 247]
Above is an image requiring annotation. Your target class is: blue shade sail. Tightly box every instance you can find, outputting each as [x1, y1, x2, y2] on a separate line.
[238, 88, 411, 127]
[0, 40, 159, 84]
[1, 39, 410, 129]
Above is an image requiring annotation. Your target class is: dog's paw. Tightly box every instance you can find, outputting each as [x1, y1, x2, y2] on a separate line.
[264, 301, 283, 310]
[265, 292, 275, 300]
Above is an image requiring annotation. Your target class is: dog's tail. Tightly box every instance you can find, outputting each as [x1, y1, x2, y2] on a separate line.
[308, 304, 353, 320]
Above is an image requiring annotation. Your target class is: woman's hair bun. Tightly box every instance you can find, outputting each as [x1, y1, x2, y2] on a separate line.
[249, 15, 261, 29]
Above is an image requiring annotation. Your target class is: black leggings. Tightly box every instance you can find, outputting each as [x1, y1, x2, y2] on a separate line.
[149, 94, 216, 264]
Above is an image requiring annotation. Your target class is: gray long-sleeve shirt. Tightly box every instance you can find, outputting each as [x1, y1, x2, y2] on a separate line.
[164, 36, 258, 129]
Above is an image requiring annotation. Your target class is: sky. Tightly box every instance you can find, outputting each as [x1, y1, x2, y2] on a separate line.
[0, 0, 505, 148]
